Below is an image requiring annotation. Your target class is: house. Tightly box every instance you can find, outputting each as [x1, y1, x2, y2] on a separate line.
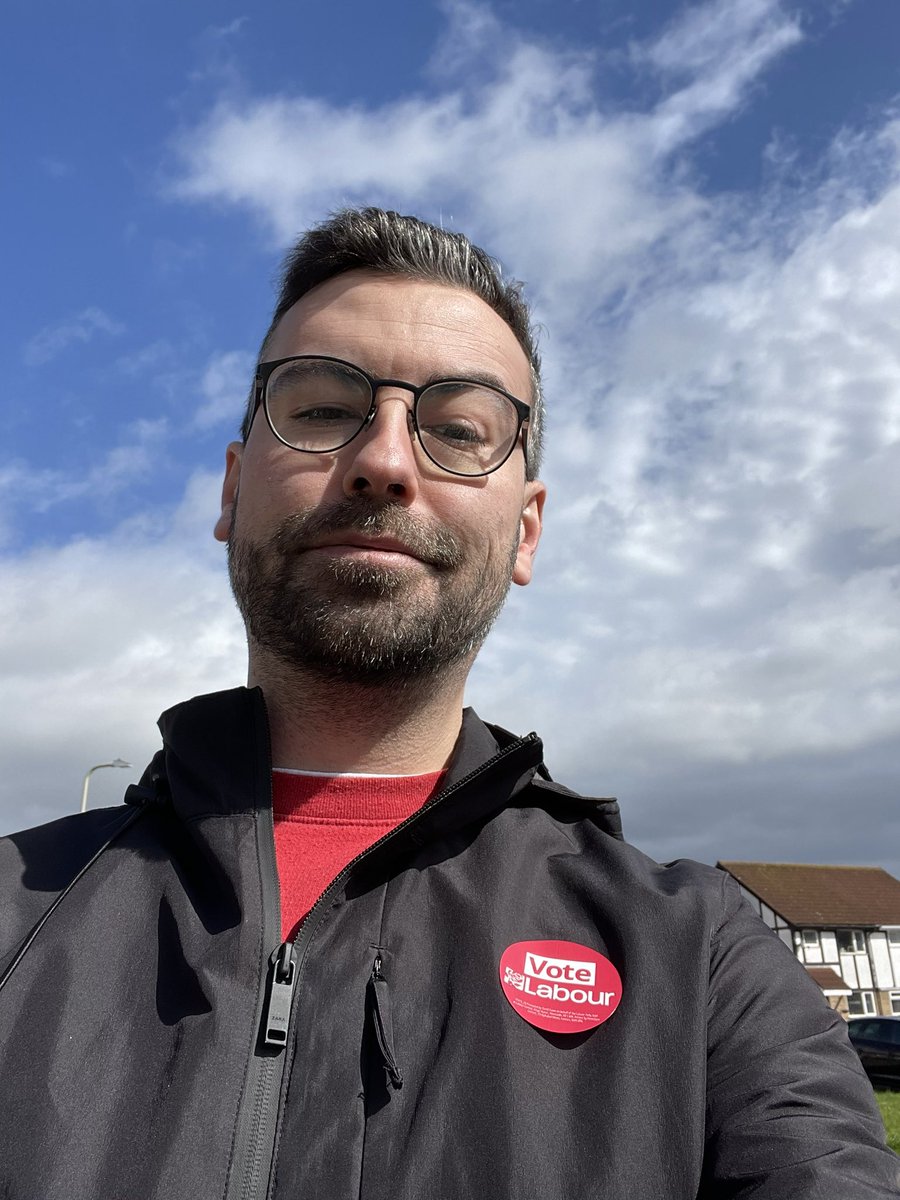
[717, 862, 900, 1019]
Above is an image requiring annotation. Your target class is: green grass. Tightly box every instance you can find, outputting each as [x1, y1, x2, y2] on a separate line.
[875, 1089, 900, 1154]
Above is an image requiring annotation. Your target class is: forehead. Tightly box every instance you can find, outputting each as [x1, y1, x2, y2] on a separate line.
[265, 270, 532, 398]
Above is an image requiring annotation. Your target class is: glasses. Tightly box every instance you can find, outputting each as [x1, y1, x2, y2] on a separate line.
[252, 355, 531, 478]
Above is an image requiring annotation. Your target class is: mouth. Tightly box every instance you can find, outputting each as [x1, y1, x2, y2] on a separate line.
[304, 534, 426, 564]
[272, 502, 463, 572]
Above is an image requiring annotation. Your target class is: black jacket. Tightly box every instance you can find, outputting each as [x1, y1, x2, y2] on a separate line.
[0, 687, 896, 1198]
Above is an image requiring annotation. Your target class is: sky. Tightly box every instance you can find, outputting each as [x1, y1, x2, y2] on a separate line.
[3, 0, 900, 875]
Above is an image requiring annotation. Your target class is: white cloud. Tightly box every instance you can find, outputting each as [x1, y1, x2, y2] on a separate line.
[206, 16, 247, 39]
[638, 0, 804, 152]
[114, 339, 176, 376]
[0, 419, 169, 526]
[24, 307, 124, 366]
[640, 0, 799, 77]
[194, 349, 255, 430]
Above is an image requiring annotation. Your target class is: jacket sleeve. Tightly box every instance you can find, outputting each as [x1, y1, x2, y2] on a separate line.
[701, 873, 900, 1197]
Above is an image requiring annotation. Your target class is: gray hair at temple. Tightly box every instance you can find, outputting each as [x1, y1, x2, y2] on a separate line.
[244, 207, 544, 480]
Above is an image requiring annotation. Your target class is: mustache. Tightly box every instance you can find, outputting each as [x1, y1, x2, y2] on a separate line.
[270, 498, 463, 570]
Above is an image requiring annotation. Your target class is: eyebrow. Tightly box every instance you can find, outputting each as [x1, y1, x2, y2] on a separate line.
[421, 369, 518, 396]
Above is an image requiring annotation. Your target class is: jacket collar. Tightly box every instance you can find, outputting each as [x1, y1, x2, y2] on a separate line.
[153, 687, 538, 821]
[154, 686, 271, 821]
[149, 686, 622, 842]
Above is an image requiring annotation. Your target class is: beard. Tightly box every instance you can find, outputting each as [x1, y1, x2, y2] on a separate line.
[227, 496, 519, 685]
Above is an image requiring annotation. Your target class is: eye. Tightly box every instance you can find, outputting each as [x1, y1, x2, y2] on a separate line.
[417, 382, 512, 453]
[421, 418, 487, 446]
[286, 403, 363, 424]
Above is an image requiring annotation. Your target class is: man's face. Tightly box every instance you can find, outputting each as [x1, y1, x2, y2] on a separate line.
[214, 269, 545, 684]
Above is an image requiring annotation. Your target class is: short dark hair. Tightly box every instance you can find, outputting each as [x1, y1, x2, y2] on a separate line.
[244, 207, 544, 478]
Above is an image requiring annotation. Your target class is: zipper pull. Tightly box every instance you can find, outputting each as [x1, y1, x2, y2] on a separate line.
[370, 953, 403, 1088]
[263, 942, 297, 1049]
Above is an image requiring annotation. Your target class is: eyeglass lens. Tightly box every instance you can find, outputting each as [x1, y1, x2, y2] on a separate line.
[265, 358, 521, 475]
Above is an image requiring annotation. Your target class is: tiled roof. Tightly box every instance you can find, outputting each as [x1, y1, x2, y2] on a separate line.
[805, 966, 851, 994]
[718, 861, 900, 927]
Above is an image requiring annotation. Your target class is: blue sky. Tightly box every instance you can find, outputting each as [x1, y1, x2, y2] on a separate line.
[3, 0, 900, 874]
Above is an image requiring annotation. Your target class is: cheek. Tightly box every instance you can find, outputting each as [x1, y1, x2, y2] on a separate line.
[237, 452, 338, 528]
[448, 493, 522, 560]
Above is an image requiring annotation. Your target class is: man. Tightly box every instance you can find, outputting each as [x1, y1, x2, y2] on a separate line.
[0, 208, 896, 1199]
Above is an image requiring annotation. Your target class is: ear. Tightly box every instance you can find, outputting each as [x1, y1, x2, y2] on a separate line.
[512, 479, 546, 586]
[213, 442, 243, 543]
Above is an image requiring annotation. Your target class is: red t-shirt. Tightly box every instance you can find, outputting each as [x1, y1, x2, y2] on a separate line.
[272, 768, 445, 941]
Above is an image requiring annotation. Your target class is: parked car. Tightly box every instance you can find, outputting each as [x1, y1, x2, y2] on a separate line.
[847, 1015, 900, 1086]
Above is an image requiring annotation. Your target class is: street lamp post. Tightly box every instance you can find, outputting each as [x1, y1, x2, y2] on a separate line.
[80, 759, 132, 813]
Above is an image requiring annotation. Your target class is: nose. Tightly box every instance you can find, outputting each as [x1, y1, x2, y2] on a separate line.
[341, 392, 421, 502]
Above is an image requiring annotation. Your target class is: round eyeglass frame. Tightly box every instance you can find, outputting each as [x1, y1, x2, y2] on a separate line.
[251, 354, 532, 478]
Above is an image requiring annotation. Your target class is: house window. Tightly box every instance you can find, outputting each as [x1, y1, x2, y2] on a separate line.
[837, 930, 866, 955]
[891, 992, 900, 1015]
[799, 929, 824, 963]
[847, 991, 877, 1016]
[889, 930, 900, 947]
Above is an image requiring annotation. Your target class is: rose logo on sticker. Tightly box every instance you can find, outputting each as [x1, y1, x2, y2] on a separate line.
[499, 939, 622, 1034]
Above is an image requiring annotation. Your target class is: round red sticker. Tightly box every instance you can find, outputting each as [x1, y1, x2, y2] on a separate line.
[499, 939, 622, 1034]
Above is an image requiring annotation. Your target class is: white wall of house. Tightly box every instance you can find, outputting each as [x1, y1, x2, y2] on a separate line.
[839, 952, 858, 989]
[889, 929, 900, 979]
[871, 932, 893, 988]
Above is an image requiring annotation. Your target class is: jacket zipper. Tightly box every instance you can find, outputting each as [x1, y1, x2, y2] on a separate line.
[227, 730, 541, 1200]
[225, 747, 291, 1200]
[263, 942, 298, 1048]
[226, 943, 299, 1200]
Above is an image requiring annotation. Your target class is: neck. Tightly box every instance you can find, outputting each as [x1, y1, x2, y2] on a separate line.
[248, 646, 469, 774]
